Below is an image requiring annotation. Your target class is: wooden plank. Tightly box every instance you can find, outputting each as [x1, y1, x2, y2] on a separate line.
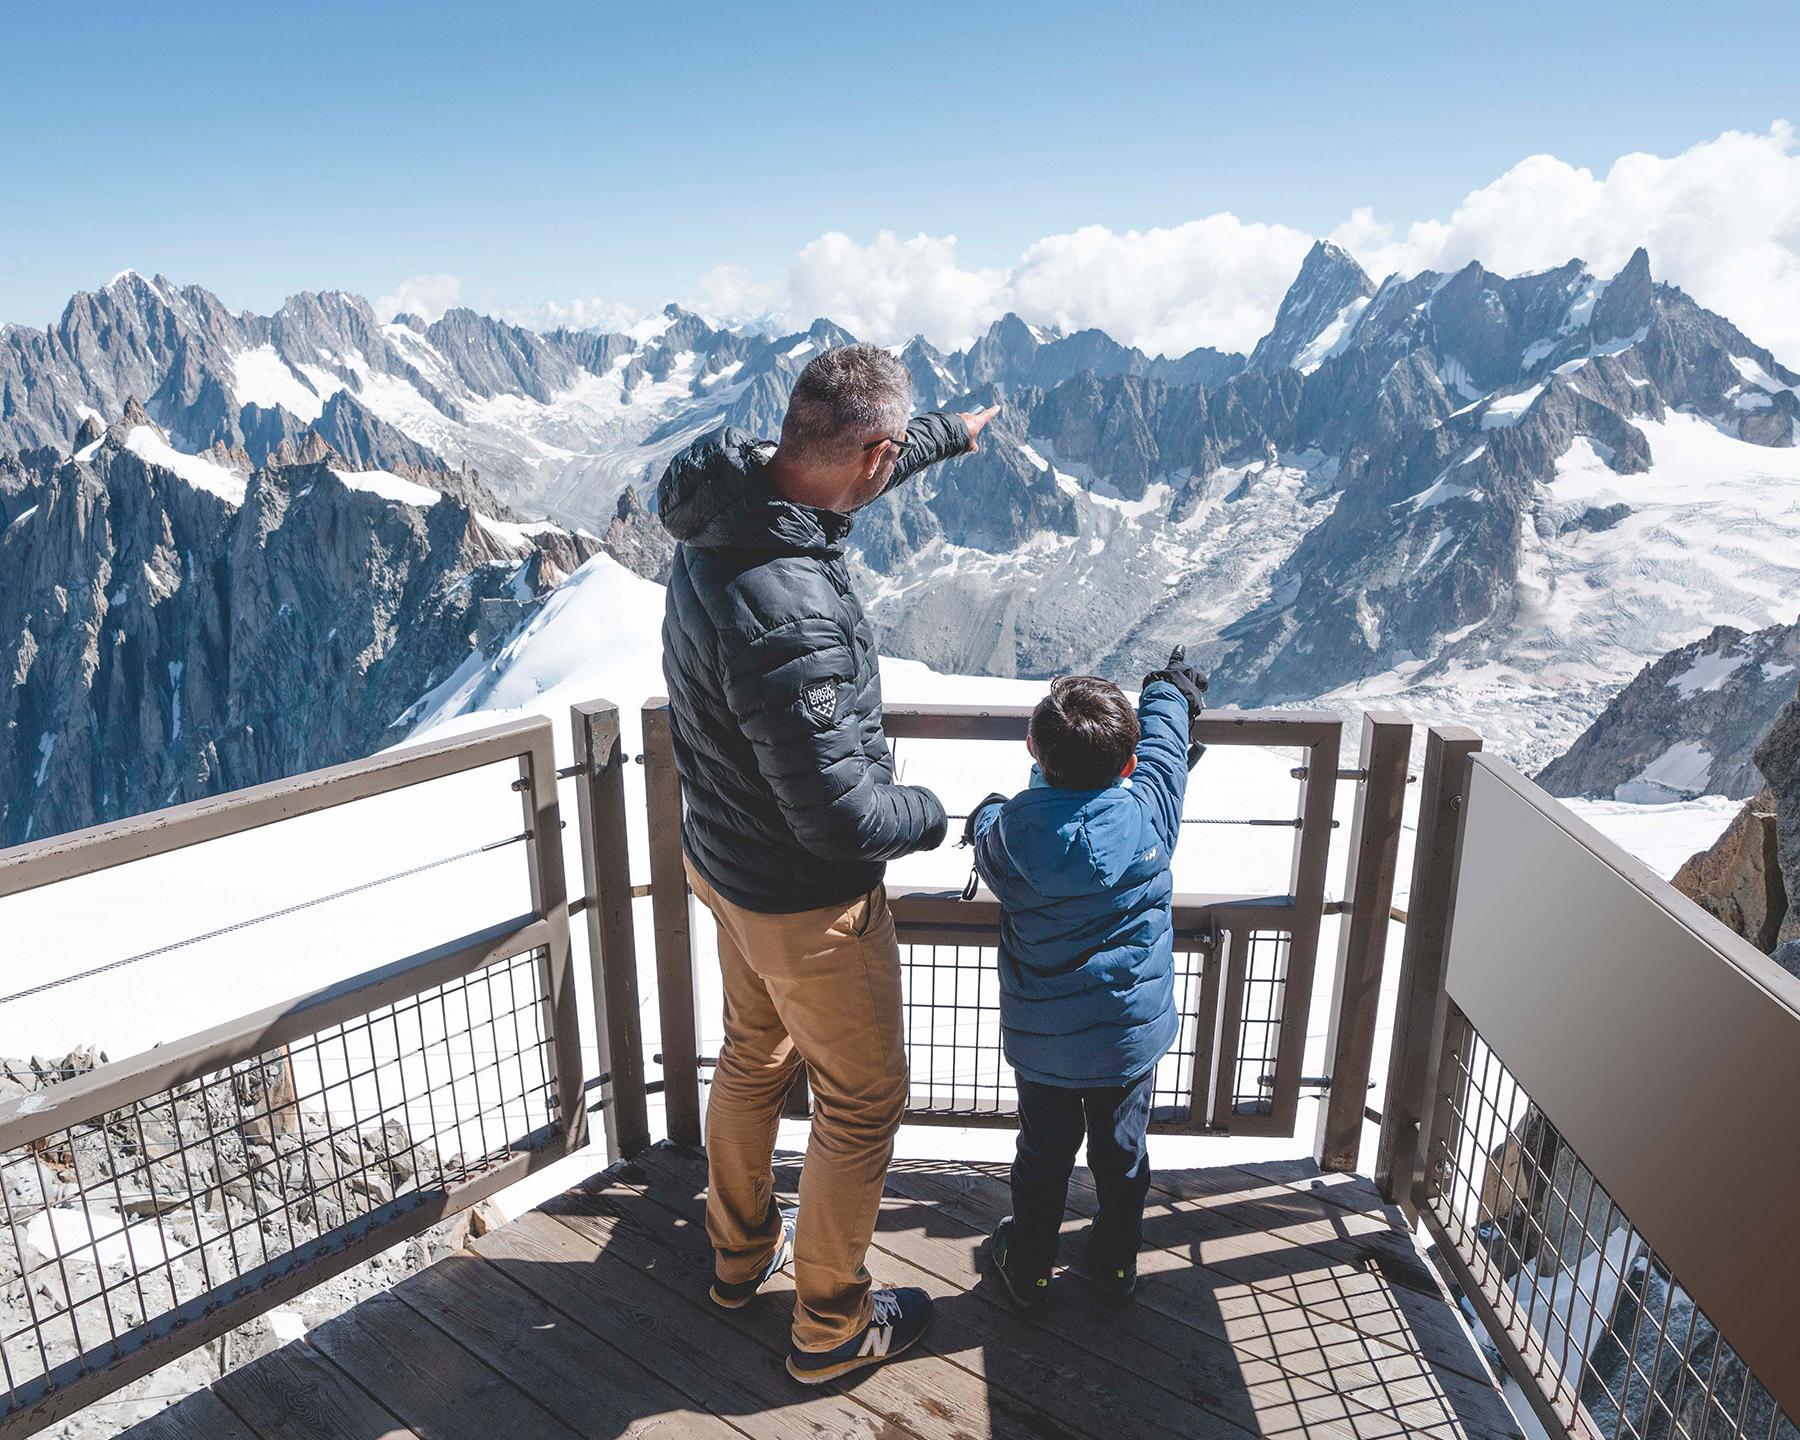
[571, 700, 650, 1157]
[610, 1152, 1266, 1440]
[1267, 724, 1341, 1136]
[546, 1160, 1097, 1440]
[213, 1340, 421, 1440]
[641, 702, 702, 1145]
[860, 1164, 1491, 1437]
[120, 1388, 260, 1440]
[623, 1147, 1396, 1440]
[391, 1248, 737, 1439]
[473, 1211, 889, 1440]
[862, 1154, 1518, 1439]
[1375, 726, 1481, 1209]
[307, 1292, 580, 1440]
[1314, 712, 1411, 1173]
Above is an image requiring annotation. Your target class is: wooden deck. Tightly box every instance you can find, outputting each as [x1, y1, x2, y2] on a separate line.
[123, 1143, 1522, 1440]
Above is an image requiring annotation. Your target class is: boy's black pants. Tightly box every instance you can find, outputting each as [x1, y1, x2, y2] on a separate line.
[1009, 1070, 1155, 1275]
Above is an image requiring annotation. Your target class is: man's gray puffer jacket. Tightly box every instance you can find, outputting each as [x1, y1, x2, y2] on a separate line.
[657, 413, 970, 913]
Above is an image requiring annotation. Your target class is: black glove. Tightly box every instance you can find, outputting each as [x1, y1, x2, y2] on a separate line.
[961, 793, 1008, 847]
[1142, 645, 1209, 770]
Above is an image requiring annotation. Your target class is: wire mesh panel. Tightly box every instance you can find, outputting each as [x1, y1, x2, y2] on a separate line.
[1225, 929, 1290, 1118]
[1425, 1004, 1795, 1440]
[897, 933, 1221, 1132]
[0, 943, 559, 1424]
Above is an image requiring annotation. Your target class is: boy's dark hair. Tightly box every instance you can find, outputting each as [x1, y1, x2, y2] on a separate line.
[1030, 675, 1140, 790]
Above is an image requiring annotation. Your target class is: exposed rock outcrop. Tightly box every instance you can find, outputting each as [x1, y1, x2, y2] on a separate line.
[1541, 620, 1800, 800]
[0, 411, 599, 844]
[1753, 696, 1800, 973]
[1671, 787, 1786, 952]
[599, 486, 675, 584]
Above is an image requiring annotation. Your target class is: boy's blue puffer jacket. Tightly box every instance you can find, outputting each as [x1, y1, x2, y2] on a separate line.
[971, 681, 1191, 1088]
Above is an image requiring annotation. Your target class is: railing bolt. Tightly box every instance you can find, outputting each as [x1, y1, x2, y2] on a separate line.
[510, 777, 530, 792]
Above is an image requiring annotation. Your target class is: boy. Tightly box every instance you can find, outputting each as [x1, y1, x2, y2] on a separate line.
[965, 648, 1207, 1310]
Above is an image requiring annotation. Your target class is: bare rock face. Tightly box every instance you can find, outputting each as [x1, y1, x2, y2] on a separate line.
[600, 485, 675, 585]
[1540, 619, 1800, 801]
[1753, 696, 1800, 973]
[0, 412, 599, 844]
[1671, 786, 1786, 953]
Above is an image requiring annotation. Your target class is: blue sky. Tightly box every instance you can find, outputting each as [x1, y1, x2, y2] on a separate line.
[2, 1, 1798, 351]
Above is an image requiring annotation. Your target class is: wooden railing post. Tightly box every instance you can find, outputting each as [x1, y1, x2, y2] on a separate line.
[571, 700, 649, 1158]
[641, 699, 703, 1147]
[518, 725, 586, 1155]
[1374, 724, 1481, 1208]
[1313, 712, 1412, 1174]
[1264, 723, 1341, 1137]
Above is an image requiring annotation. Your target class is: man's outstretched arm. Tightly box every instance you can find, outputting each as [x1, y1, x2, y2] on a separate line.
[883, 404, 1001, 494]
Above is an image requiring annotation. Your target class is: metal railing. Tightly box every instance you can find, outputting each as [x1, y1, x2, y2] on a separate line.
[0, 715, 598, 1437]
[1384, 740, 1800, 1437]
[635, 697, 1416, 1162]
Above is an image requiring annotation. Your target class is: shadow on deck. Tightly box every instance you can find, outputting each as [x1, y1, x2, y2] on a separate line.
[123, 1144, 1522, 1440]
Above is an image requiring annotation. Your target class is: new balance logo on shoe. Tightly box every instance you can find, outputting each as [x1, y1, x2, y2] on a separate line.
[856, 1325, 892, 1359]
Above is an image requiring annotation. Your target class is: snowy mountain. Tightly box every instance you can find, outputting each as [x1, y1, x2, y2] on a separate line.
[1539, 616, 1800, 801]
[4, 243, 1799, 837]
[0, 404, 596, 844]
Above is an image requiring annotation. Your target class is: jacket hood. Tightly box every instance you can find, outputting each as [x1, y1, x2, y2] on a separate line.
[995, 777, 1155, 898]
[655, 426, 851, 552]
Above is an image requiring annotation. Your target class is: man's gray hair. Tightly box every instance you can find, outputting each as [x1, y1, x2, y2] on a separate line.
[779, 343, 911, 465]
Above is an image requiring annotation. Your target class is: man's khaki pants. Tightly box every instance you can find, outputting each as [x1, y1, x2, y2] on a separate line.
[685, 860, 908, 1352]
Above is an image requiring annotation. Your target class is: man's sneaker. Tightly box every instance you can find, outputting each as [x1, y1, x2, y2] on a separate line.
[989, 1216, 1051, 1314]
[1093, 1257, 1139, 1305]
[709, 1207, 796, 1308]
[785, 1287, 932, 1385]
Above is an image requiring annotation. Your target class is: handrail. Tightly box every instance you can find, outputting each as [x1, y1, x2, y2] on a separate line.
[0, 715, 551, 900]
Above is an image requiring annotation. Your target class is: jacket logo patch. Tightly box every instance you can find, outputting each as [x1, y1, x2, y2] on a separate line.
[802, 680, 837, 722]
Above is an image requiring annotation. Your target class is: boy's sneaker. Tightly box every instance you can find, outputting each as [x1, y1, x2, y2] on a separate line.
[990, 1217, 1051, 1314]
[786, 1287, 932, 1385]
[1093, 1257, 1139, 1305]
[709, 1206, 796, 1308]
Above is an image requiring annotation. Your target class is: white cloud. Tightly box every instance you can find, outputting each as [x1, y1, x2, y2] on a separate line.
[693, 264, 782, 325]
[733, 122, 1800, 365]
[374, 272, 464, 324]
[500, 296, 643, 333]
[782, 232, 1009, 352]
[1331, 123, 1800, 361]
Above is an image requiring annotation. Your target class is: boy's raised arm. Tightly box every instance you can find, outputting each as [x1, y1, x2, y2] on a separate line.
[1134, 647, 1208, 851]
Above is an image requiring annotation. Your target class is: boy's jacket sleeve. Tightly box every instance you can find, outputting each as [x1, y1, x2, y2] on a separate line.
[971, 795, 1009, 890]
[1134, 680, 1191, 853]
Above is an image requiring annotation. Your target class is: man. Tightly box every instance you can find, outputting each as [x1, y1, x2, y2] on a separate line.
[657, 343, 998, 1383]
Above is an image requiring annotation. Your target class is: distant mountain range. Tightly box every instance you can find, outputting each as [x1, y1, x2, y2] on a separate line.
[3, 246, 1799, 839]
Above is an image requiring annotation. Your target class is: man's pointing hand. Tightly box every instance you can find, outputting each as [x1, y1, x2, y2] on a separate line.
[957, 404, 1001, 453]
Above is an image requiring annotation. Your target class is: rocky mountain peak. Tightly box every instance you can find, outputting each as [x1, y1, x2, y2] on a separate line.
[1592, 247, 1655, 343]
[1247, 239, 1375, 374]
[108, 395, 159, 442]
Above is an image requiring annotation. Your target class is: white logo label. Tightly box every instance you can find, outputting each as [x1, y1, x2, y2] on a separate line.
[857, 1325, 892, 1359]
[803, 680, 836, 721]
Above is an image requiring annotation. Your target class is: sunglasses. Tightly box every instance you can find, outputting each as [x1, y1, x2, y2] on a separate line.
[861, 434, 907, 453]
